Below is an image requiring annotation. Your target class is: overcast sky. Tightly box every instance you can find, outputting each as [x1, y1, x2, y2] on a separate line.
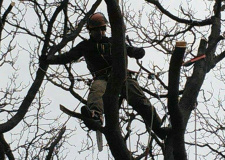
[1, 0, 223, 159]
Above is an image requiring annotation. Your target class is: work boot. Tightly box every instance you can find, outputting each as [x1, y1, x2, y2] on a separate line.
[81, 106, 103, 130]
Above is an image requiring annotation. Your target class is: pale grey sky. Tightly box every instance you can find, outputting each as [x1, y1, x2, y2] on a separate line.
[1, 0, 224, 159]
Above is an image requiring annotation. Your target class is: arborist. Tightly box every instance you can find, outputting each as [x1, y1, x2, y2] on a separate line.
[44, 12, 169, 140]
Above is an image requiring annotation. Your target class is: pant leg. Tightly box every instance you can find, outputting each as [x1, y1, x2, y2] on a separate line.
[87, 79, 107, 114]
[121, 78, 162, 134]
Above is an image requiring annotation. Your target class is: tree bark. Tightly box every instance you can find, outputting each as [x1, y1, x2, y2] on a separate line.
[166, 42, 187, 160]
[103, 0, 132, 159]
[0, 134, 14, 160]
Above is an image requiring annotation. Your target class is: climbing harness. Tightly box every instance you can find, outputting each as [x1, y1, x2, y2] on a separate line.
[92, 66, 112, 79]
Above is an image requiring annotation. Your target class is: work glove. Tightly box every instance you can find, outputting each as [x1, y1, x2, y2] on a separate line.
[128, 47, 145, 59]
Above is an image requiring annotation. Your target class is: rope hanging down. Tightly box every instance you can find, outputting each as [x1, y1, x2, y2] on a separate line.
[194, 104, 197, 160]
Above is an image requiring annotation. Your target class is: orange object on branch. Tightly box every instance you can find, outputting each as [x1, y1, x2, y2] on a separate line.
[182, 54, 206, 67]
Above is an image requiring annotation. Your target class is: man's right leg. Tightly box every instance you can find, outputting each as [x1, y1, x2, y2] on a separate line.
[87, 79, 107, 113]
[81, 79, 107, 129]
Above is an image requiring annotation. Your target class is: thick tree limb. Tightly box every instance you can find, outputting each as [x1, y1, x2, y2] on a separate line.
[214, 50, 225, 64]
[0, 134, 14, 160]
[0, 0, 3, 11]
[0, 2, 14, 35]
[0, 2, 15, 42]
[103, 0, 132, 159]
[0, 141, 4, 160]
[167, 41, 187, 160]
[205, 0, 222, 72]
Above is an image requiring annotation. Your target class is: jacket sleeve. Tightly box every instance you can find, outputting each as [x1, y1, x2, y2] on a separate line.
[127, 45, 145, 59]
[46, 42, 83, 65]
[108, 37, 145, 59]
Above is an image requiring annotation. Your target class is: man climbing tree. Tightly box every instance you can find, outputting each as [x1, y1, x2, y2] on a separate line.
[43, 12, 169, 140]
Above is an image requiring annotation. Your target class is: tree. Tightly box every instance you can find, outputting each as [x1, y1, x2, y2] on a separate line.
[122, 0, 225, 159]
[0, 0, 225, 160]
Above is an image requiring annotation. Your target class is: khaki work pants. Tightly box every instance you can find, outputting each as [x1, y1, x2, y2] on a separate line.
[87, 77, 162, 133]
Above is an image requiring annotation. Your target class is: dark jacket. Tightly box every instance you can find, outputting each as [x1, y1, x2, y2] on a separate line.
[47, 37, 145, 77]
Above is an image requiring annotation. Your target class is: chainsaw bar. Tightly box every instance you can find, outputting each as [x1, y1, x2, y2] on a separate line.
[96, 130, 103, 152]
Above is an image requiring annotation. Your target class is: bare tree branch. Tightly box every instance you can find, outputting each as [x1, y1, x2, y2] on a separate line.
[145, 0, 213, 26]
[0, 134, 14, 160]
[45, 127, 66, 160]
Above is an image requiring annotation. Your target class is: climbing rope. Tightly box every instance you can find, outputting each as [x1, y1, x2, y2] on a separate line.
[124, 77, 133, 159]
[152, 76, 171, 127]
[144, 68, 174, 159]
[194, 106, 197, 160]
[145, 104, 154, 160]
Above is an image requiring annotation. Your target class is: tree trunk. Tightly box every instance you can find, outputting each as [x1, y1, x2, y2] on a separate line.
[103, 0, 132, 159]
[166, 42, 187, 160]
